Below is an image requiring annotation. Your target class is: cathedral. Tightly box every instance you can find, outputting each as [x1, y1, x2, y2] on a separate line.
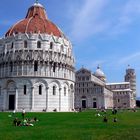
[0, 2, 75, 112]
[75, 66, 136, 109]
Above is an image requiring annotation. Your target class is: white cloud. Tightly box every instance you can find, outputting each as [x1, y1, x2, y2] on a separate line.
[109, 0, 140, 35]
[118, 52, 140, 65]
[70, 0, 109, 41]
[68, 0, 140, 41]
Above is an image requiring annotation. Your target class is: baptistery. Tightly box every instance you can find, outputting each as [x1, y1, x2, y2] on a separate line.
[0, 2, 75, 112]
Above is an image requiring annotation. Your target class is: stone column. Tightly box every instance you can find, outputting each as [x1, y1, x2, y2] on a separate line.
[31, 87, 34, 111]
[27, 62, 29, 76]
[58, 65, 60, 78]
[21, 61, 24, 76]
[3, 89, 7, 111]
[55, 63, 58, 78]
[42, 62, 44, 76]
[68, 89, 71, 111]
[3, 64, 5, 77]
[51, 63, 53, 77]
[47, 62, 49, 76]
[72, 89, 74, 110]
[15, 87, 18, 110]
[46, 87, 49, 111]
[16, 63, 18, 76]
[59, 88, 62, 112]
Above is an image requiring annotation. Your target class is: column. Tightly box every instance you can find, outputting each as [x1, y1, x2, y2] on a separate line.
[46, 87, 49, 111]
[31, 61, 34, 76]
[60, 64, 62, 78]
[15, 88, 18, 110]
[42, 62, 45, 76]
[3, 64, 5, 77]
[51, 63, 53, 77]
[59, 88, 62, 112]
[72, 90, 74, 110]
[16, 63, 18, 76]
[47, 62, 49, 76]
[58, 65, 60, 78]
[21, 61, 24, 76]
[31, 87, 34, 111]
[68, 89, 71, 111]
[3, 89, 7, 111]
[27, 62, 29, 76]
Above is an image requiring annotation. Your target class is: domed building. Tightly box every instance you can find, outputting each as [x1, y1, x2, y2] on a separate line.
[75, 66, 136, 109]
[0, 2, 75, 112]
[94, 65, 106, 82]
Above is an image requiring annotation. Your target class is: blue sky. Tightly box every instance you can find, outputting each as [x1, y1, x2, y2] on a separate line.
[0, 0, 140, 97]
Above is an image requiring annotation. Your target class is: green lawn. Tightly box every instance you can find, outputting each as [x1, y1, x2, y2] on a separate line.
[0, 109, 140, 140]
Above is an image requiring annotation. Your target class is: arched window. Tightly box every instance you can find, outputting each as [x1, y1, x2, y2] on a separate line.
[64, 87, 66, 96]
[11, 42, 14, 49]
[70, 84, 74, 90]
[24, 40, 27, 48]
[50, 42, 53, 49]
[61, 45, 64, 52]
[39, 85, 42, 95]
[118, 99, 120, 103]
[10, 62, 13, 72]
[53, 86, 56, 95]
[53, 63, 56, 72]
[37, 41, 41, 48]
[34, 61, 38, 71]
[24, 85, 26, 95]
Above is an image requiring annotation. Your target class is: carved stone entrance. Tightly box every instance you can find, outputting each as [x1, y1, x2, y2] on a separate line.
[9, 95, 15, 110]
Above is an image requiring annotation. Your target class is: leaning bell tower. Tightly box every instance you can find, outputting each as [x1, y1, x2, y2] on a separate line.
[125, 65, 136, 107]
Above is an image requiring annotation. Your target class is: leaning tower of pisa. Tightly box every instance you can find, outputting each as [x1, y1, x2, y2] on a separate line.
[125, 66, 136, 107]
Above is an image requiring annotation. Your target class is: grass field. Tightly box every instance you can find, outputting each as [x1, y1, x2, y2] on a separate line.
[0, 109, 140, 140]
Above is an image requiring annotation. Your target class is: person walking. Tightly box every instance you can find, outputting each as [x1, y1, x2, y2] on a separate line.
[22, 108, 26, 120]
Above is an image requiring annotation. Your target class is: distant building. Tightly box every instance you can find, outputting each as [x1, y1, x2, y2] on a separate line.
[75, 66, 136, 109]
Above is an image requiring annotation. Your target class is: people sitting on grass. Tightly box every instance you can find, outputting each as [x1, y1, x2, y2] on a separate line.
[13, 117, 39, 127]
[22, 119, 34, 126]
[13, 118, 18, 126]
[13, 118, 22, 126]
[112, 107, 117, 115]
[103, 116, 108, 122]
[28, 117, 39, 122]
[95, 112, 101, 117]
[113, 117, 117, 122]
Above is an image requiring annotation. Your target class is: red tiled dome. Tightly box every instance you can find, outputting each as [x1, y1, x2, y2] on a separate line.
[5, 3, 62, 37]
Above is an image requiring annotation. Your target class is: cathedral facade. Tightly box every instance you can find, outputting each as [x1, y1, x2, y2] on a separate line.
[0, 2, 75, 112]
[75, 66, 136, 109]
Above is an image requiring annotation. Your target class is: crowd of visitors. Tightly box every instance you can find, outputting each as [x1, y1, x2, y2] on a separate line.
[94, 107, 119, 123]
[11, 108, 39, 127]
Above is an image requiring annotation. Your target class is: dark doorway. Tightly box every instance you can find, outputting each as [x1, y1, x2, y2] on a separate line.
[93, 102, 97, 108]
[82, 100, 86, 108]
[9, 95, 15, 110]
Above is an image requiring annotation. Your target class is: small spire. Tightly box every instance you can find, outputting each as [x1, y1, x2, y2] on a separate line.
[35, 0, 39, 3]
[127, 64, 130, 68]
[97, 64, 100, 69]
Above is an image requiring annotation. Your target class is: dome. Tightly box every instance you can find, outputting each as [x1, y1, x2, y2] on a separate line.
[5, 2, 63, 37]
[94, 65, 105, 77]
